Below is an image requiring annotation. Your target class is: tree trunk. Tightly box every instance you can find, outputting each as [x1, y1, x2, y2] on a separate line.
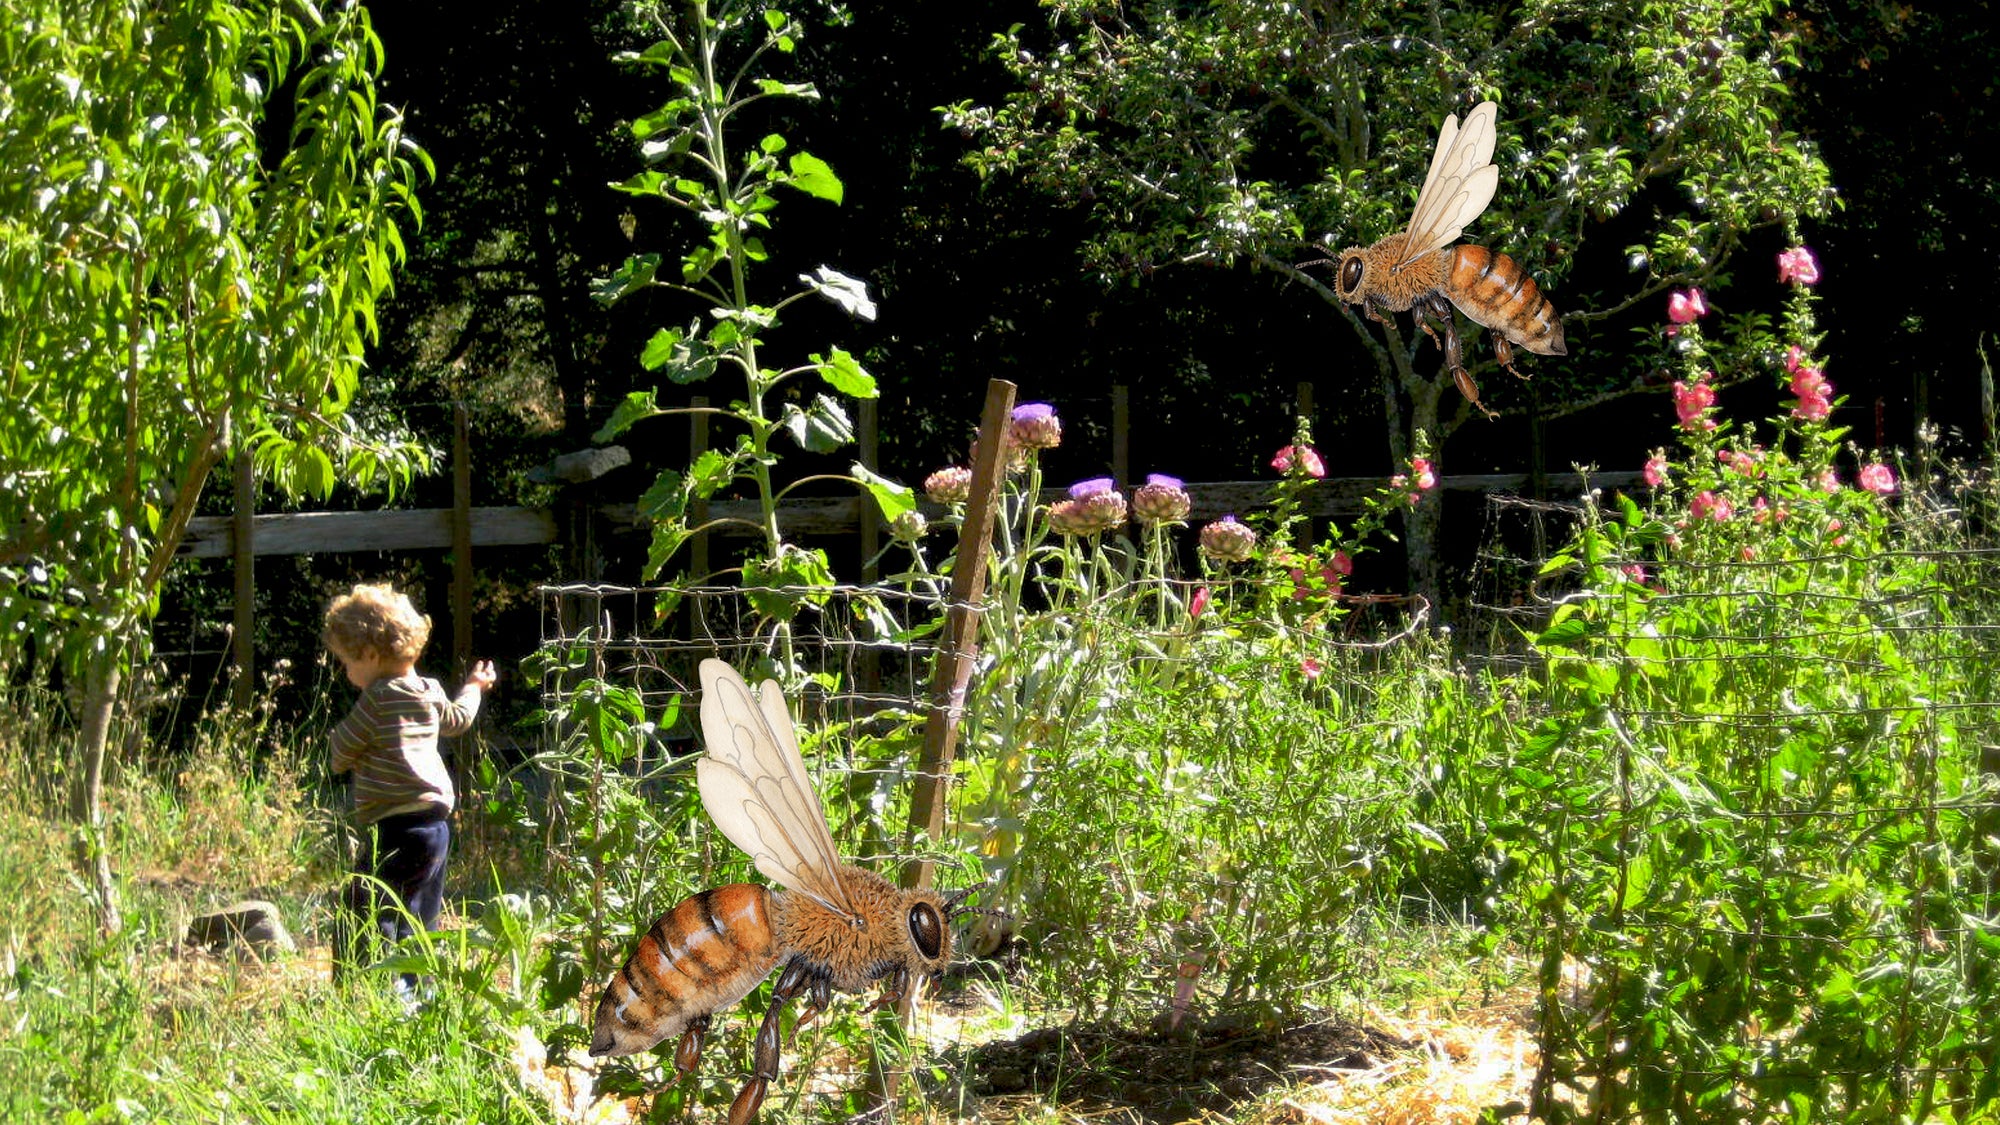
[1402, 379, 1444, 618]
[70, 644, 123, 935]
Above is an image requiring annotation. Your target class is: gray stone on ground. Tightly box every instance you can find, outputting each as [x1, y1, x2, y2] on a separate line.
[185, 899, 296, 960]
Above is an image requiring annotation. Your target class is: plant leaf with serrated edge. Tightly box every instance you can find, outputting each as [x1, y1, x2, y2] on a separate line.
[780, 395, 854, 453]
[852, 462, 914, 522]
[636, 468, 687, 522]
[591, 253, 660, 305]
[784, 152, 842, 202]
[798, 268, 874, 321]
[594, 390, 660, 442]
[812, 347, 876, 398]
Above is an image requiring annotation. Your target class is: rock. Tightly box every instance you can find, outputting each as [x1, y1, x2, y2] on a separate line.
[526, 445, 630, 485]
[185, 900, 295, 960]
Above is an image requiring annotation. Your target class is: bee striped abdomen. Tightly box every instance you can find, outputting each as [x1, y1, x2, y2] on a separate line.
[1445, 244, 1566, 355]
[591, 883, 782, 1058]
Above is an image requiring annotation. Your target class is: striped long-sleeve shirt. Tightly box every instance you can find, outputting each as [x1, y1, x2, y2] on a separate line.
[329, 673, 480, 824]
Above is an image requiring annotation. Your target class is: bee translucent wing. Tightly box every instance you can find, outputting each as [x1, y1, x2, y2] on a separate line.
[1394, 100, 1501, 268]
[695, 659, 860, 922]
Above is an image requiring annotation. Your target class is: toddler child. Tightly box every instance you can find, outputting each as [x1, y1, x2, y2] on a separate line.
[321, 583, 495, 978]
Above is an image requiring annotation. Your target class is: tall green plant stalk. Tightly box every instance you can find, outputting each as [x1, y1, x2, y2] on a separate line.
[590, 0, 911, 651]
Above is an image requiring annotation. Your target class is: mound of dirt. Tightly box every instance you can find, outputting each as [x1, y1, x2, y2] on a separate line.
[955, 1016, 1415, 1123]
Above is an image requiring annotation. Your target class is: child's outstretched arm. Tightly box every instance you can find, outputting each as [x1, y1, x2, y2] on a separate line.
[438, 659, 496, 736]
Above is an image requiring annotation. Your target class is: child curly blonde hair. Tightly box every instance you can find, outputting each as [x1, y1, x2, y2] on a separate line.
[322, 583, 432, 664]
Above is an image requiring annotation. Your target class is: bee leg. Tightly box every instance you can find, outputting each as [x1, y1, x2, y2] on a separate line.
[1409, 297, 1444, 351]
[1429, 305, 1496, 419]
[860, 966, 912, 1015]
[791, 973, 834, 1032]
[728, 959, 812, 1125]
[671, 1014, 710, 1083]
[1491, 331, 1526, 379]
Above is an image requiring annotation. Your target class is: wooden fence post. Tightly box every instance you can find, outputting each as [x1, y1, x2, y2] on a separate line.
[689, 395, 710, 582]
[230, 438, 255, 712]
[860, 397, 881, 581]
[858, 398, 882, 697]
[1111, 384, 1130, 488]
[452, 403, 472, 682]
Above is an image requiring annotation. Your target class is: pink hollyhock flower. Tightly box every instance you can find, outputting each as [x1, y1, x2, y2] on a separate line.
[1411, 457, 1438, 491]
[1858, 463, 1897, 496]
[1667, 288, 1708, 324]
[1328, 550, 1354, 576]
[1272, 444, 1326, 478]
[1300, 657, 1324, 681]
[1777, 246, 1821, 286]
[1784, 345, 1809, 375]
[1673, 372, 1718, 432]
[1189, 586, 1211, 620]
[1817, 469, 1841, 493]
[1790, 364, 1833, 423]
[1690, 491, 1733, 522]
[1643, 452, 1669, 488]
[1719, 447, 1763, 478]
[1198, 515, 1259, 563]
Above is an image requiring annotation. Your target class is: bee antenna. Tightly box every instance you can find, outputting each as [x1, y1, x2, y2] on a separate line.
[940, 879, 993, 917]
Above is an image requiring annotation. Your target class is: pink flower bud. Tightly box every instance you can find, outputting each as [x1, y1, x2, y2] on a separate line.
[1198, 515, 1258, 564]
[923, 466, 972, 505]
[1271, 444, 1326, 478]
[1643, 453, 1669, 488]
[1131, 473, 1192, 525]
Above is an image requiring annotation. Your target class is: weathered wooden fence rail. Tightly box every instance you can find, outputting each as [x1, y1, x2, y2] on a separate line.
[180, 470, 1642, 557]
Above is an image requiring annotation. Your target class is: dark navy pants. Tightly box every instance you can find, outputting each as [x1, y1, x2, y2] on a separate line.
[340, 806, 450, 970]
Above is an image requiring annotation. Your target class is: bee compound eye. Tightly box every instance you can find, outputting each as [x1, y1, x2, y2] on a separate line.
[908, 902, 944, 960]
[1339, 256, 1364, 296]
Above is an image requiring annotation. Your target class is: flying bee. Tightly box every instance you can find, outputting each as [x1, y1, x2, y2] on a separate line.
[591, 659, 977, 1125]
[1330, 100, 1566, 415]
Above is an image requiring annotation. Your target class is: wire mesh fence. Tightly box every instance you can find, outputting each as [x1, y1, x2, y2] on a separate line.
[526, 477, 2000, 1119]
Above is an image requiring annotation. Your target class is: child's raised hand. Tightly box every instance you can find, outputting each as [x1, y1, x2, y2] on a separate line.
[467, 659, 498, 691]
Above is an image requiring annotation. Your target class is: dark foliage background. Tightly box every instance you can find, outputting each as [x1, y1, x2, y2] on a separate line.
[150, 0, 1999, 750]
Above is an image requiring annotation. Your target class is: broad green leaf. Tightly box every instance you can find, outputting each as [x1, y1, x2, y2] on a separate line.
[688, 449, 734, 496]
[743, 547, 834, 622]
[852, 462, 915, 522]
[779, 395, 854, 453]
[591, 253, 661, 305]
[799, 268, 875, 321]
[594, 390, 660, 443]
[813, 347, 876, 397]
[636, 468, 688, 522]
[784, 152, 842, 203]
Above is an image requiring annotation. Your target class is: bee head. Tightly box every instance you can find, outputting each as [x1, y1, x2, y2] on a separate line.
[1336, 249, 1367, 301]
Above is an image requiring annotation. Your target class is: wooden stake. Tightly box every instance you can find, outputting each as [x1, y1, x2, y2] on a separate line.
[231, 438, 255, 713]
[903, 378, 1015, 891]
[871, 378, 1015, 1118]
